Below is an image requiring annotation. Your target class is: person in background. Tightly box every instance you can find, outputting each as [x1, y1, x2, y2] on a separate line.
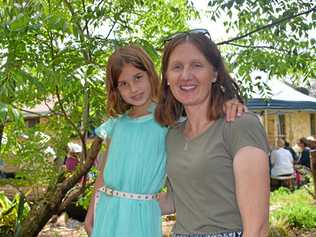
[297, 137, 311, 168]
[270, 139, 294, 177]
[283, 139, 298, 162]
[64, 143, 82, 172]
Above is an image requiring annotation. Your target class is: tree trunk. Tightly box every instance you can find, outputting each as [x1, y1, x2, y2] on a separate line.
[310, 151, 316, 199]
[19, 138, 102, 237]
[0, 123, 4, 152]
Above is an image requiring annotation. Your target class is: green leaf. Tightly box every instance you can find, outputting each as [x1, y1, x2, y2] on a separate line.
[9, 13, 29, 31]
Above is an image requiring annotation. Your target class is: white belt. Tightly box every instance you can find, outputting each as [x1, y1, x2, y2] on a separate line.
[98, 186, 158, 201]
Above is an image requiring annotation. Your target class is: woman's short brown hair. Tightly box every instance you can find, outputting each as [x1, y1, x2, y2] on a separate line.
[106, 45, 160, 117]
[155, 31, 242, 126]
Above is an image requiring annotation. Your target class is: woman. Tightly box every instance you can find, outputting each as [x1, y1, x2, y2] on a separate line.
[297, 137, 311, 168]
[156, 29, 270, 237]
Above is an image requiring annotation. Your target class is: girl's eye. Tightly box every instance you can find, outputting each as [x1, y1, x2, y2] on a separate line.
[117, 81, 128, 88]
[172, 64, 182, 70]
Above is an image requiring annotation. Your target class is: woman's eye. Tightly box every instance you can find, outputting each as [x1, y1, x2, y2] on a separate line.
[135, 75, 143, 80]
[193, 63, 202, 67]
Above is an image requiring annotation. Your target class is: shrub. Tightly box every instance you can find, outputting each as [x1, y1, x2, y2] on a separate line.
[0, 191, 30, 237]
[272, 204, 316, 229]
[270, 184, 316, 229]
[269, 217, 291, 237]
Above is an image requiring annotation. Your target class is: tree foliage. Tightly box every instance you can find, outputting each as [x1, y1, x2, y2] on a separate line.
[207, 0, 316, 97]
[0, 0, 197, 236]
[0, 0, 197, 170]
[0, 0, 315, 235]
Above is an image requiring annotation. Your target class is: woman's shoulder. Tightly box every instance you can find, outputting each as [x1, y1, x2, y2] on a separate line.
[225, 112, 262, 128]
[223, 111, 267, 141]
[235, 111, 261, 122]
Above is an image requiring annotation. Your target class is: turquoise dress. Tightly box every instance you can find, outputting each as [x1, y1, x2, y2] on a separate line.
[92, 107, 167, 237]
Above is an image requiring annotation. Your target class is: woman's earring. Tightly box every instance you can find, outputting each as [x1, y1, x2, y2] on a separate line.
[210, 78, 217, 85]
[211, 72, 218, 84]
[220, 85, 226, 93]
[167, 81, 170, 86]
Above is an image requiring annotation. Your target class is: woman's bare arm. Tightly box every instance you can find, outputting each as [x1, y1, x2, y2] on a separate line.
[234, 146, 270, 237]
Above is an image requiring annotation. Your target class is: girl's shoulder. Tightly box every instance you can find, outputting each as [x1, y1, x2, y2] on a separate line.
[95, 116, 121, 140]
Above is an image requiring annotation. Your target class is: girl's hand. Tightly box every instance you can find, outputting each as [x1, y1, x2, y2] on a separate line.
[84, 213, 93, 236]
[223, 99, 248, 122]
[158, 192, 175, 215]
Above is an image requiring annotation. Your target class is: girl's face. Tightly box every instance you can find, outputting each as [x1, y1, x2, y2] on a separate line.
[166, 42, 216, 108]
[117, 63, 152, 111]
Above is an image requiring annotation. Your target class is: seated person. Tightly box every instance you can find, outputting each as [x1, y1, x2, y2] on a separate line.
[271, 139, 294, 177]
[283, 140, 298, 162]
[297, 137, 311, 168]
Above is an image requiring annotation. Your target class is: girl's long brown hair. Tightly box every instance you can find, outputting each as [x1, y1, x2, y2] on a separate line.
[106, 45, 160, 117]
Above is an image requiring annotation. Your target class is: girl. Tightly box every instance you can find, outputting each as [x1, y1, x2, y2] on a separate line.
[84, 45, 244, 237]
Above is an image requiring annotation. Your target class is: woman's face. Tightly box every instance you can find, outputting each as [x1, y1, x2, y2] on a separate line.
[166, 42, 216, 108]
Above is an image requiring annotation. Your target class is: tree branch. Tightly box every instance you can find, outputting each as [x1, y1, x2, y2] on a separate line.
[55, 86, 85, 144]
[105, 20, 117, 40]
[58, 185, 85, 213]
[104, 8, 126, 40]
[43, 99, 60, 116]
[19, 138, 102, 237]
[64, 0, 95, 159]
[226, 42, 291, 54]
[12, 107, 42, 117]
[58, 138, 102, 213]
[217, 5, 316, 45]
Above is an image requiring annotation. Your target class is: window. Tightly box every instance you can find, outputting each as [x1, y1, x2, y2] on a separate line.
[25, 117, 40, 128]
[311, 114, 316, 135]
[278, 114, 286, 138]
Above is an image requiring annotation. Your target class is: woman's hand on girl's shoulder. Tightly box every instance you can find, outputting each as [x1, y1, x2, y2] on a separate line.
[223, 99, 248, 122]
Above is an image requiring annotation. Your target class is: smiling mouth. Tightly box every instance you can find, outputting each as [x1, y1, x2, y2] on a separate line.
[131, 93, 144, 100]
[179, 85, 197, 91]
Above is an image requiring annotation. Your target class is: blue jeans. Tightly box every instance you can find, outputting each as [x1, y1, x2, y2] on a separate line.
[173, 232, 243, 237]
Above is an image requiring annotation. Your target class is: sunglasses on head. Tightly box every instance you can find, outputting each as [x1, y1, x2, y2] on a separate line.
[163, 28, 211, 44]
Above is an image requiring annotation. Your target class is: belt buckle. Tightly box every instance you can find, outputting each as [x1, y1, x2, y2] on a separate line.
[106, 187, 114, 197]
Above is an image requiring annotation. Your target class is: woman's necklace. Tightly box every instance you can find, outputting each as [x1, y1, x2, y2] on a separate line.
[183, 120, 215, 151]
[183, 124, 192, 151]
[184, 137, 190, 151]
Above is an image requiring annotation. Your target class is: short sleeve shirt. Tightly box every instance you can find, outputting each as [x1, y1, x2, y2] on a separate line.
[92, 111, 168, 237]
[95, 117, 117, 140]
[166, 112, 270, 234]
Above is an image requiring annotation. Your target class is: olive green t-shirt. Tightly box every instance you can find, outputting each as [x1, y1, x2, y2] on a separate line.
[166, 112, 270, 234]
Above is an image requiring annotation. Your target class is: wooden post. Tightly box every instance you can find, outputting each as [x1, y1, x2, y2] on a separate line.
[264, 109, 268, 135]
[310, 150, 316, 199]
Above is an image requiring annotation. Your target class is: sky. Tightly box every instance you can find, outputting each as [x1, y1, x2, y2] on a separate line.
[190, 0, 316, 42]
[190, 0, 233, 42]
[190, 0, 315, 86]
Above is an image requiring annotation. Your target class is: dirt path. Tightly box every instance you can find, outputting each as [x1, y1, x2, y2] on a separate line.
[38, 217, 315, 237]
[38, 217, 175, 237]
